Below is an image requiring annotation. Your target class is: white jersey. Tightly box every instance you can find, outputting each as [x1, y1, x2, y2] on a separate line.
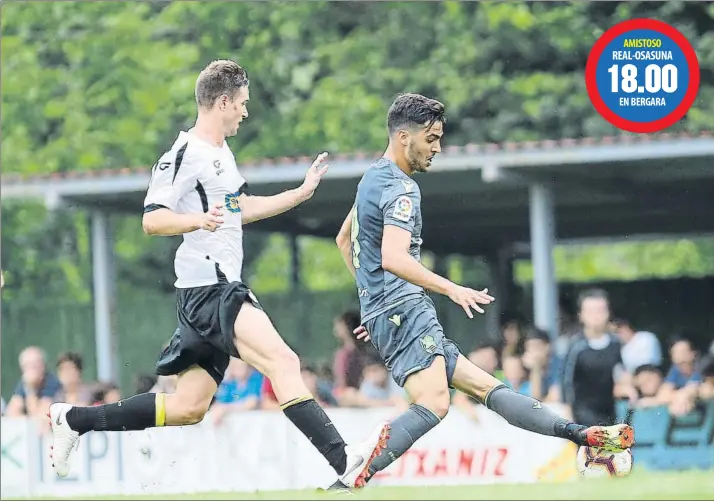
[144, 131, 247, 288]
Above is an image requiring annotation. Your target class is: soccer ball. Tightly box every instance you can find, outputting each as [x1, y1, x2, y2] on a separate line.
[576, 446, 633, 478]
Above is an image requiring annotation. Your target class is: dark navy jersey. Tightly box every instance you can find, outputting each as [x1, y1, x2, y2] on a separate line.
[351, 158, 426, 322]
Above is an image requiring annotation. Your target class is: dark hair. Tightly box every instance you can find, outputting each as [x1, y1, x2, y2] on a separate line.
[611, 318, 632, 329]
[577, 288, 609, 311]
[195, 59, 249, 109]
[525, 327, 551, 344]
[668, 334, 696, 352]
[57, 351, 83, 373]
[338, 310, 362, 333]
[134, 373, 157, 395]
[90, 381, 119, 404]
[633, 364, 663, 377]
[387, 93, 446, 135]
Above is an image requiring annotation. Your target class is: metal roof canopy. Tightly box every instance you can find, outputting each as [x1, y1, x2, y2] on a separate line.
[4, 133, 713, 381]
[4, 134, 714, 257]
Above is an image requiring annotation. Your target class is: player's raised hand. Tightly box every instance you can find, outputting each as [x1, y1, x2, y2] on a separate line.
[353, 325, 370, 343]
[301, 152, 330, 199]
[200, 202, 224, 232]
[447, 285, 495, 319]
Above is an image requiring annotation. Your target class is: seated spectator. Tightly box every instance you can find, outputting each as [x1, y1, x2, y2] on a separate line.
[90, 382, 121, 405]
[261, 364, 336, 410]
[502, 355, 531, 396]
[303, 364, 338, 407]
[134, 374, 158, 395]
[656, 337, 702, 415]
[467, 343, 504, 381]
[611, 318, 662, 373]
[212, 358, 263, 424]
[699, 358, 714, 401]
[6, 346, 62, 420]
[631, 364, 664, 407]
[56, 352, 92, 406]
[332, 311, 368, 397]
[522, 328, 561, 402]
[260, 377, 280, 410]
[500, 320, 524, 358]
[151, 375, 177, 394]
[339, 360, 406, 409]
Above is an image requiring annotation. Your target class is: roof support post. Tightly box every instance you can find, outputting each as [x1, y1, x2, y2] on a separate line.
[91, 210, 118, 383]
[528, 184, 559, 341]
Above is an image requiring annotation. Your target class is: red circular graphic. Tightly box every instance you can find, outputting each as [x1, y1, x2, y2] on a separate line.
[585, 18, 700, 133]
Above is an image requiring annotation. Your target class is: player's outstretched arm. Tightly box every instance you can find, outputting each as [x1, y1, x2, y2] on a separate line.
[142, 204, 224, 236]
[382, 225, 494, 318]
[335, 207, 357, 279]
[238, 152, 330, 224]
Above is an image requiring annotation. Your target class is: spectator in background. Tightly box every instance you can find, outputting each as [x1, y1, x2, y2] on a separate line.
[631, 364, 664, 407]
[340, 360, 407, 409]
[56, 352, 92, 406]
[562, 289, 623, 426]
[655, 337, 702, 416]
[212, 358, 262, 425]
[134, 374, 158, 395]
[151, 375, 178, 394]
[261, 363, 336, 410]
[699, 358, 714, 401]
[90, 382, 121, 405]
[467, 343, 504, 381]
[611, 318, 662, 373]
[500, 320, 523, 358]
[502, 355, 531, 396]
[6, 346, 62, 419]
[522, 328, 561, 402]
[332, 311, 368, 396]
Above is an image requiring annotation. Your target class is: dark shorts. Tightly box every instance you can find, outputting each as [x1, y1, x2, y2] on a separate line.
[364, 296, 460, 387]
[155, 281, 263, 385]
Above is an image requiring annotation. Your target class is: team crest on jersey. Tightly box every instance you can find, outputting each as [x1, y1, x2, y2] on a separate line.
[392, 195, 413, 222]
[225, 191, 242, 213]
[214, 160, 224, 176]
[420, 335, 437, 354]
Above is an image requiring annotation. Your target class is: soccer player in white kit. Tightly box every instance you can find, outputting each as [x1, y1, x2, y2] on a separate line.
[48, 60, 389, 490]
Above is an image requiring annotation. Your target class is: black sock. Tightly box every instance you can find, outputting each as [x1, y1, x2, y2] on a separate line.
[66, 393, 161, 436]
[486, 385, 587, 444]
[282, 397, 347, 475]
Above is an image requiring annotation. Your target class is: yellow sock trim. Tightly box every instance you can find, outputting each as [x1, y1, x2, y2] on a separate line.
[279, 394, 314, 411]
[155, 393, 166, 427]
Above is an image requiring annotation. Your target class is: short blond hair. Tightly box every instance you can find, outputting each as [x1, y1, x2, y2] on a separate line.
[195, 60, 249, 109]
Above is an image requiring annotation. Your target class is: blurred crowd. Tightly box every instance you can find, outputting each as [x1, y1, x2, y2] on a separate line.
[3, 288, 713, 429]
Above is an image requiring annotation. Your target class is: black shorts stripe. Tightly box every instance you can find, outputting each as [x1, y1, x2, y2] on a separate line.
[172, 142, 189, 184]
[195, 181, 209, 212]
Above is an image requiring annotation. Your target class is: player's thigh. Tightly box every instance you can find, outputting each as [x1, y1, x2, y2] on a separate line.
[450, 354, 504, 404]
[164, 364, 218, 425]
[402, 355, 451, 417]
[233, 301, 299, 377]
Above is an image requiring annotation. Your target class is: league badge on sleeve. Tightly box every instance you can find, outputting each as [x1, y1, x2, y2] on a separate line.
[585, 18, 700, 133]
[393, 195, 413, 222]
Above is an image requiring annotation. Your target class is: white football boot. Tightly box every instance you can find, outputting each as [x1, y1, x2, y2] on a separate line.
[339, 421, 391, 489]
[48, 403, 80, 477]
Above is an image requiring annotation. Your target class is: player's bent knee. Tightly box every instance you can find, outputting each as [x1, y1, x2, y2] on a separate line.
[414, 388, 450, 419]
[264, 347, 301, 380]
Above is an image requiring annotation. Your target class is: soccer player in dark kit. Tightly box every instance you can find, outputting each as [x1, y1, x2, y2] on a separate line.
[331, 92, 634, 489]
